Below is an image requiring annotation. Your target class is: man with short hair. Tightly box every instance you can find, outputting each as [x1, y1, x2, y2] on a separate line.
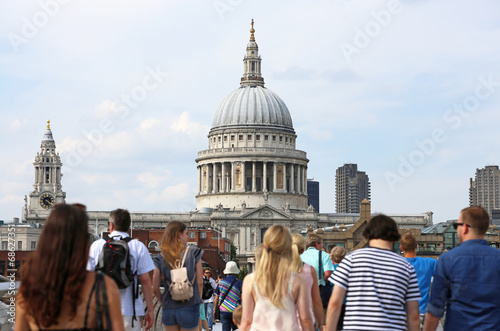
[424, 206, 500, 331]
[88, 209, 155, 331]
[400, 232, 437, 329]
[300, 233, 334, 323]
[203, 268, 217, 331]
[301, 233, 335, 285]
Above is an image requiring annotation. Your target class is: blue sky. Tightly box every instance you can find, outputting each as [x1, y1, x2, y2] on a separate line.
[1, 0, 499, 222]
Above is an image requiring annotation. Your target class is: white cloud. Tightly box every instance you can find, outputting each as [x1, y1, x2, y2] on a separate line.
[1, 0, 500, 222]
[138, 170, 173, 189]
[146, 183, 193, 204]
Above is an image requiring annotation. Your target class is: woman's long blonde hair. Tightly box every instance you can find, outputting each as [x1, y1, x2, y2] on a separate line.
[160, 221, 186, 267]
[291, 233, 306, 273]
[254, 225, 293, 308]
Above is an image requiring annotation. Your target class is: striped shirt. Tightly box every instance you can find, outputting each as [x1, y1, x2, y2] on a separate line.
[215, 275, 242, 313]
[330, 247, 420, 330]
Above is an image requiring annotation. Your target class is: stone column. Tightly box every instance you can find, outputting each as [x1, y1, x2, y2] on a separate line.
[231, 162, 234, 192]
[298, 165, 302, 194]
[304, 166, 307, 194]
[242, 161, 246, 191]
[221, 163, 226, 192]
[273, 163, 277, 192]
[252, 162, 256, 192]
[197, 166, 201, 194]
[284, 163, 288, 192]
[212, 163, 217, 193]
[290, 163, 295, 193]
[263, 162, 267, 191]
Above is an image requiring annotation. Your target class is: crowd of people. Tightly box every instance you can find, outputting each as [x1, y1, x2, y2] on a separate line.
[14, 204, 500, 331]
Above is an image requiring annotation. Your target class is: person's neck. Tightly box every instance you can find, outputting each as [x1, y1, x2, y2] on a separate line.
[369, 239, 394, 250]
[403, 250, 417, 258]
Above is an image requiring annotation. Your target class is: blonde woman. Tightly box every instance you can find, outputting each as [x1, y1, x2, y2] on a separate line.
[291, 234, 324, 329]
[330, 246, 346, 266]
[153, 221, 204, 331]
[239, 225, 314, 331]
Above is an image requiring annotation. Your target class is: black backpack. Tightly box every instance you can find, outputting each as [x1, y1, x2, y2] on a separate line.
[96, 236, 139, 326]
[96, 236, 136, 289]
[202, 277, 214, 300]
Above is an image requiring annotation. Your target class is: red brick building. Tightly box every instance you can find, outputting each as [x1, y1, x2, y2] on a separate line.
[103, 227, 231, 276]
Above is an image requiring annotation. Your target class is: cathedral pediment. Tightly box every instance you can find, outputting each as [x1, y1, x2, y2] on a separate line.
[239, 205, 292, 220]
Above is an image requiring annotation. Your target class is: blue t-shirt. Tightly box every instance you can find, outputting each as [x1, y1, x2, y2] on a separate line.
[405, 256, 437, 314]
[300, 247, 334, 286]
[154, 246, 204, 309]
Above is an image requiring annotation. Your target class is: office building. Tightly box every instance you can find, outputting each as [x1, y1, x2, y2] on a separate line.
[336, 163, 370, 213]
[307, 179, 319, 212]
[469, 165, 500, 219]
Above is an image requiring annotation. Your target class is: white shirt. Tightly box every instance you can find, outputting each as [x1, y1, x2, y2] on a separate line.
[87, 231, 155, 317]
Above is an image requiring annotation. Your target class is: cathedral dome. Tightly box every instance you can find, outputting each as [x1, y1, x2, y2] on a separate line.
[211, 85, 294, 131]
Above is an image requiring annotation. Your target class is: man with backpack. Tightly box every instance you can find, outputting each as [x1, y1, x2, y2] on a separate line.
[88, 209, 155, 331]
[202, 268, 217, 331]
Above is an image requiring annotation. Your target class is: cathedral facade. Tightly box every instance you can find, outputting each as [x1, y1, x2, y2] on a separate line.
[19, 22, 433, 271]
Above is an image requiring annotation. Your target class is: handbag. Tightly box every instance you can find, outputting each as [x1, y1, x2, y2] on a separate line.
[318, 250, 332, 308]
[85, 271, 112, 331]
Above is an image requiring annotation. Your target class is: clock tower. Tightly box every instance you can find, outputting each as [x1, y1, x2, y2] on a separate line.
[24, 120, 66, 222]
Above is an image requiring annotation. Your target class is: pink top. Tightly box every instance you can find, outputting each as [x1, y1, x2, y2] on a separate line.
[250, 272, 301, 331]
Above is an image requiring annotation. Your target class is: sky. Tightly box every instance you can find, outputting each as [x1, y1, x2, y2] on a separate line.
[1, 0, 499, 223]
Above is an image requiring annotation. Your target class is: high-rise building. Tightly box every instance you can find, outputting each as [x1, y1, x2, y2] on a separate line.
[469, 165, 500, 218]
[307, 179, 319, 212]
[335, 163, 370, 213]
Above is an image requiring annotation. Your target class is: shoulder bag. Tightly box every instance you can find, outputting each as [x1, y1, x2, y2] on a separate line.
[318, 250, 332, 308]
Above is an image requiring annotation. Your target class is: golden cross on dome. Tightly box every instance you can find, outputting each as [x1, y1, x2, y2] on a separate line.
[47, 119, 50, 130]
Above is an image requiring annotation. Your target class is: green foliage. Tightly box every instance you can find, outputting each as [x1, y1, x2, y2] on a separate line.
[238, 266, 249, 280]
[230, 242, 238, 261]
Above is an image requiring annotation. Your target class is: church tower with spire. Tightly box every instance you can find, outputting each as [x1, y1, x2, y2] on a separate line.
[25, 120, 66, 222]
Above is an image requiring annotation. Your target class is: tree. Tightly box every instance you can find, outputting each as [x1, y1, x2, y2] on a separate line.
[238, 266, 249, 281]
[230, 242, 238, 261]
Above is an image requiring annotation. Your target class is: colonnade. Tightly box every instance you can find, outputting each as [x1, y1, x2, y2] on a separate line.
[197, 160, 307, 195]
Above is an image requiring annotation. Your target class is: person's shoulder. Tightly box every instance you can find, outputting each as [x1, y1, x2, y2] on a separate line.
[425, 257, 438, 265]
[188, 245, 204, 259]
[90, 238, 105, 247]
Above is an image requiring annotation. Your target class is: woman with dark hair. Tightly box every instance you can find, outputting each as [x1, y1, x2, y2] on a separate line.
[15, 203, 124, 330]
[325, 215, 421, 331]
[153, 221, 204, 331]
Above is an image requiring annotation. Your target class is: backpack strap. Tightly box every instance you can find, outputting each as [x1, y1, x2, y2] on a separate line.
[318, 249, 323, 284]
[180, 245, 190, 268]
